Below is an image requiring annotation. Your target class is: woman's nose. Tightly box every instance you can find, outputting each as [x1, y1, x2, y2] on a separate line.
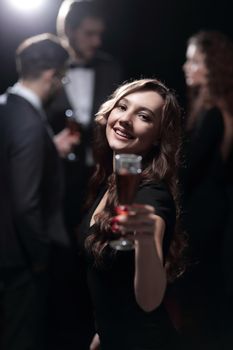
[119, 111, 133, 124]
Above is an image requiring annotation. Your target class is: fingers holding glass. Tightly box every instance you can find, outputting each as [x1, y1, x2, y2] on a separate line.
[110, 204, 156, 243]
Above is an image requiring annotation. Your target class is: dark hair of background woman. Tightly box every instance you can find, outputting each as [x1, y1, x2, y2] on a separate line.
[186, 30, 233, 129]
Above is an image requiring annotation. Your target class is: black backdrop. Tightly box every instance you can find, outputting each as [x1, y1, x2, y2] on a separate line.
[0, 0, 232, 107]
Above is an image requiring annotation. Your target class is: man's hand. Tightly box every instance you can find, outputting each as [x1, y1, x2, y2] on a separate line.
[53, 128, 80, 158]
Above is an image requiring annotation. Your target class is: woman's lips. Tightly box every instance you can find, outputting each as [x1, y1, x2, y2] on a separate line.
[113, 127, 134, 140]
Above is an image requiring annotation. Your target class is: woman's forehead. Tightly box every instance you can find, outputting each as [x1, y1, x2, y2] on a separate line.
[118, 90, 164, 111]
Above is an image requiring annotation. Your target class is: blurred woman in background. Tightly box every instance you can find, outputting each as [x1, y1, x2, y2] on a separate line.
[181, 30, 233, 349]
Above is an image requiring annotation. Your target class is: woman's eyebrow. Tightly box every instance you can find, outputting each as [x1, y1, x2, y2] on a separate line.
[140, 107, 156, 116]
[119, 97, 158, 117]
[118, 97, 128, 103]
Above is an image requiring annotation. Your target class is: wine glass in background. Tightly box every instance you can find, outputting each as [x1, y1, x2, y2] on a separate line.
[110, 153, 142, 251]
[65, 109, 81, 161]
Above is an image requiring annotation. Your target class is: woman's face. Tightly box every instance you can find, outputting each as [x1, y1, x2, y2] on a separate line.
[183, 43, 208, 87]
[106, 90, 164, 155]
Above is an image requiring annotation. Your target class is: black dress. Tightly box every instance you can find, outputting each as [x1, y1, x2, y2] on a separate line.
[78, 181, 180, 350]
[181, 107, 228, 273]
[178, 107, 230, 349]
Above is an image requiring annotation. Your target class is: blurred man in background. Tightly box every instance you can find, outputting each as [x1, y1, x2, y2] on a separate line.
[0, 33, 78, 350]
[47, 0, 123, 231]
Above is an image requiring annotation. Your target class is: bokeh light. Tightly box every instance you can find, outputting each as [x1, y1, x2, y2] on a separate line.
[8, 0, 45, 12]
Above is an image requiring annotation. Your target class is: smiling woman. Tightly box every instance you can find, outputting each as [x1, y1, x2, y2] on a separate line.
[8, 0, 45, 12]
[77, 78, 187, 350]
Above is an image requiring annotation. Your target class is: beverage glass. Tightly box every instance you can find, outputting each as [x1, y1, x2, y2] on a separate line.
[109, 153, 142, 251]
[65, 110, 81, 161]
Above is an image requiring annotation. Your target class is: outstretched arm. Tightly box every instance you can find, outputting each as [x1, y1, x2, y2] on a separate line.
[113, 204, 167, 312]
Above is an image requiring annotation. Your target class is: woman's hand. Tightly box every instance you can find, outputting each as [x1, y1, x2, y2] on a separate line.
[111, 204, 157, 243]
[89, 333, 100, 350]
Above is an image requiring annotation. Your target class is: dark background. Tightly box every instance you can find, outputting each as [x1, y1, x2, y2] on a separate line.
[0, 0, 232, 107]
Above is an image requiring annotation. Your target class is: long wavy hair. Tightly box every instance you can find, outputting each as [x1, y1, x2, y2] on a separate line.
[85, 78, 186, 281]
[186, 30, 233, 129]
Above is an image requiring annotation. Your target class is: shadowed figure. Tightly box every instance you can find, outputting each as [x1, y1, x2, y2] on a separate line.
[179, 30, 233, 350]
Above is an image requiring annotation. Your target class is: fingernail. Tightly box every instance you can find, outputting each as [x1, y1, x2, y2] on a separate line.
[115, 206, 128, 214]
[110, 217, 119, 225]
[111, 223, 120, 233]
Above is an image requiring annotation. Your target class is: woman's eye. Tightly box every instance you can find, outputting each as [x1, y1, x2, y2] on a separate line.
[139, 114, 151, 122]
[117, 104, 126, 111]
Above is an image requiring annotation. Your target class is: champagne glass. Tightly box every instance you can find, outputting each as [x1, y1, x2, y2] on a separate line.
[65, 109, 81, 161]
[109, 153, 142, 251]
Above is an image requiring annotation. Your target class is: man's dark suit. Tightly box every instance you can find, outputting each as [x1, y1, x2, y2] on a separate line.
[0, 92, 68, 350]
[0, 101, 26, 270]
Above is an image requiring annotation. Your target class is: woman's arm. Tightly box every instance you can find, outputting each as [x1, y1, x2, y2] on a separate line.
[114, 204, 167, 312]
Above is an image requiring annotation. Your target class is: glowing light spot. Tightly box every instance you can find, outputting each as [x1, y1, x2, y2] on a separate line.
[8, 0, 45, 12]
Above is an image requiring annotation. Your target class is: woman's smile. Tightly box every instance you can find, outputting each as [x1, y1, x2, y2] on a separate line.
[113, 126, 135, 140]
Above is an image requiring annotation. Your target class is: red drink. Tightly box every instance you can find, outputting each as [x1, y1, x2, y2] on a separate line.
[110, 154, 142, 251]
[116, 172, 140, 205]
